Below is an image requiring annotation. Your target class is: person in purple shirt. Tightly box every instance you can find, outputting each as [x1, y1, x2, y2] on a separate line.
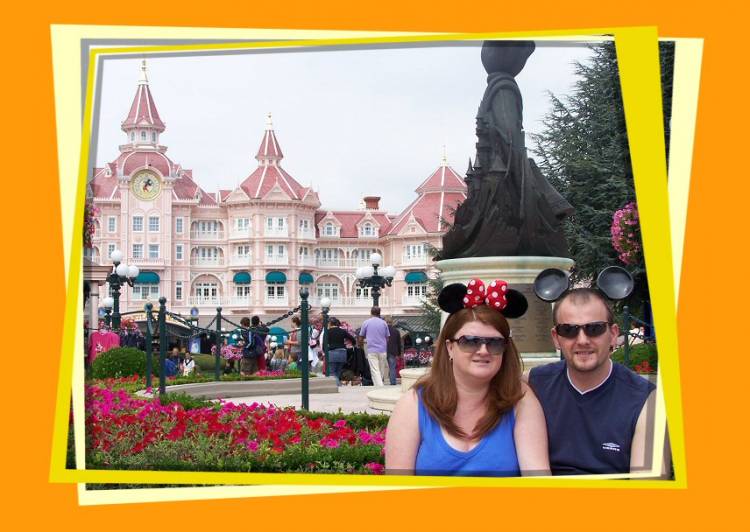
[358, 307, 390, 386]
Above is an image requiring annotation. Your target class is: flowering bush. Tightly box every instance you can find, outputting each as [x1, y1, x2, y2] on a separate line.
[211, 344, 244, 361]
[85, 383, 386, 474]
[403, 348, 432, 368]
[610, 202, 642, 265]
[84, 199, 100, 248]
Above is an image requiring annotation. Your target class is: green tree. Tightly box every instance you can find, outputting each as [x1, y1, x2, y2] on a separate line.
[530, 42, 674, 317]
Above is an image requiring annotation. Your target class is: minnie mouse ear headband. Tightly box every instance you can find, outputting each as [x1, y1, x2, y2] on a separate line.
[533, 266, 634, 302]
[438, 278, 528, 319]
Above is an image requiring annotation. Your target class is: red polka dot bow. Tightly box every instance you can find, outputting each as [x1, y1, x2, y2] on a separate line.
[462, 278, 509, 311]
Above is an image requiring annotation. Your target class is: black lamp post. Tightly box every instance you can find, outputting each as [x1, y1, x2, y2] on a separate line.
[101, 300, 113, 327]
[355, 252, 396, 307]
[320, 297, 331, 376]
[106, 249, 139, 330]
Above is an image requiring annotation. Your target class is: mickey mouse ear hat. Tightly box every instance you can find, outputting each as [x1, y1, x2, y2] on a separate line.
[532, 266, 634, 302]
[438, 278, 528, 319]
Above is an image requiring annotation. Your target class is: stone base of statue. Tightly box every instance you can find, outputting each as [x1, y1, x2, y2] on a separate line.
[436, 256, 574, 367]
[366, 367, 429, 412]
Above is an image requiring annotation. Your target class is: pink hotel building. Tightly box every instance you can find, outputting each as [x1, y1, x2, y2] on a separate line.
[86, 65, 467, 326]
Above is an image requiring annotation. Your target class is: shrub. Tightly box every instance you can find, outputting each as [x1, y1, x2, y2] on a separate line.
[91, 347, 147, 379]
[158, 392, 217, 411]
[193, 354, 225, 372]
[612, 342, 658, 373]
[296, 410, 389, 431]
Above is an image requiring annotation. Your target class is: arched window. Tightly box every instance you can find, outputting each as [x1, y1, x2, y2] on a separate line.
[152, 132, 157, 142]
[141, 131, 146, 140]
[324, 222, 336, 236]
[130, 132, 135, 141]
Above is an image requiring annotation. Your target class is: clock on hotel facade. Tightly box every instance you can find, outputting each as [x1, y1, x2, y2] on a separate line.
[131, 170, 162, 201]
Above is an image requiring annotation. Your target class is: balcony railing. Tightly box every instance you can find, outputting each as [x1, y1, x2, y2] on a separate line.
[401, 255, 428, 265]
[228, 228, 251, 239]
[130, 257, 166, 265]
[314, 257, 381, 269]
[229, 256, 253, 267]
[264, 227, 289, 237]
[298, 256, 316, 267]
[188, 296, 223, 307]
[298, 229, 316, 240]
[227, 296, 252, 307]
[265, 255, 289, 265]
[190, 230, 225, 240]
[190, 257, 225, 267]
[402, 295, 427, 306]
[264, 295, 289, 306]
[307, 296, 390, 308]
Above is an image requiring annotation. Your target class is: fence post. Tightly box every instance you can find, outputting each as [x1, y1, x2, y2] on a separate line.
[144, 302, 153, 390]
[299, 288, 310, 410]
[158, 297, 167, 395]
[214, 307, 223, 381]
[622, 305, 631, 368]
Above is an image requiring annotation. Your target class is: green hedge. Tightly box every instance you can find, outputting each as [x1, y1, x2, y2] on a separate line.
[296, 410, 389, 431]
[91, 347, 148, 379]
[193, 354, 226, 372]
[612, 342, 658, 372]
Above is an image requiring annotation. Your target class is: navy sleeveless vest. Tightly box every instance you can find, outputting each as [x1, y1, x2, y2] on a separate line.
[529, 361, 655, 475]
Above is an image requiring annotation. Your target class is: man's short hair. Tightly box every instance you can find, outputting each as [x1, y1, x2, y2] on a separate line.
[251, 315, 261, 326]
[553, 288, 615, 325]
[329, 317, 341, 326]
[371, 307, 381, 316]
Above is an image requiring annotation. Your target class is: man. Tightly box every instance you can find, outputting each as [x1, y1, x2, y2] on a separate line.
[528, 288, 656, 475]
[358, 307, 390, 386]
[251, 315, 269, 372]
[385, 317, 403, 386]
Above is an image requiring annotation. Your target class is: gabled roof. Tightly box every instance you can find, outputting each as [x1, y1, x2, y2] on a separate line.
[387, 158, 467, 235]
[314, 211, 393, 238]
[121, 61, 165, 132]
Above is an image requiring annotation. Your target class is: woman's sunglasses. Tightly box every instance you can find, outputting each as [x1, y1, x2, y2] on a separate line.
[449, 335, 507, 355]
[554, 321, 612, 339]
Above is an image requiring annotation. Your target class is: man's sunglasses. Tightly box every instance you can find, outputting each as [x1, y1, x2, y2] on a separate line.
[554, 321, 612, 339]
[449, 335, 507, 355]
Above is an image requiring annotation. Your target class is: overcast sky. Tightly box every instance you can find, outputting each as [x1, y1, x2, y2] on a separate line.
[94, 41, 595, 214]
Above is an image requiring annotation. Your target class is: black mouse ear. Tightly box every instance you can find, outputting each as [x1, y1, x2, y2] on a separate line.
[438, 283, 468, 314]
[533, 268, 570, 302]
[502, 289, 528, 319]
[596, 266, 634, 301]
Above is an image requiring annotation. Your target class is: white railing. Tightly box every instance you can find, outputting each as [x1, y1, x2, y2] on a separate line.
[229, 256, 252, 266]
[130, 257, 166, 265]
[190, 230, 225, 240]
[264, 295, 289, 306]
[401, 255, 428, 265]
[314, 257, 375, 268]
[265, 255, 289, 265]
[298, 256, 316, 267]
[307, 296, 390, 308]
[227, 296, 252, 307]
[402, 295, 427, 306]
[190, 257, 225, 266]
[188, 296, 223, 307]
[264, 227, 289, 237]
[228, 229, 251, 239]
[298, 230, 316, 239]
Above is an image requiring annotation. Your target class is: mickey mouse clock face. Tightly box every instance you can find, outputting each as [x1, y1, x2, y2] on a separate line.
[131, 171, 161, 201]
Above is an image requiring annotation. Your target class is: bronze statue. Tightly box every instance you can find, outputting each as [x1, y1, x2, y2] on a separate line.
[439, 41, 573, 260]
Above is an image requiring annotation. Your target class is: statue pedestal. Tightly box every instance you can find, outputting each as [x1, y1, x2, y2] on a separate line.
[436, 256, 574, 365]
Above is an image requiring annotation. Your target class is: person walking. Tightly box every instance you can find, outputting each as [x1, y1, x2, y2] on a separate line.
[385, 317, 403, 385]
[326, 317, 357, 385]
[358, 307, 390, 387]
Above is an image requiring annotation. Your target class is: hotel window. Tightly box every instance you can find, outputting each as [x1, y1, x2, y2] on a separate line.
[130, 132, 135, 141]
[316, 283, 340, 300]
[152, 132, 157, 142]
[267, 285, 285, 299]
[266, 245, 274, 257]
[175, 281, 183, 301]
[175, 217, 184, 234]
[324, 222, 336, 236]
[107, 216, 117, 233]
[236, 285, 251, 298]
[236, 218, 250, 231]
[141, 131, 147, 140]
[360, 222, 375, 237]
[148, 216, 160, 232]
[132, 244, 144, 259]
[132, 284, 159, 300]
[299, 219, 310, 232]
[148, 244, 159, 259]
[299, 246, 309, 258]
[277, 217, 286, 229]
[406, 244, 426, 259]
[407, 284, 428, 298]
[236, 245, 251, 258]
[132, 216, 144, 232]
[277, 244, 286, 256]
[175, 244, 184, 261]
[107, 243, 116, 259]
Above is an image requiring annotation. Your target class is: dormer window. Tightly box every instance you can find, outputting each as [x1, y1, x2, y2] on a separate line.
[152, 132, 157, 142]
[324, 222, 337, 236]
[130, 132, 135, 141]
[141, 131, 146, 140]
[360, 222, 375, 237]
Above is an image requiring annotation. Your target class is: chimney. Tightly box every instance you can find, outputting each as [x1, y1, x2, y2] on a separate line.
[363, 196, 381, 210]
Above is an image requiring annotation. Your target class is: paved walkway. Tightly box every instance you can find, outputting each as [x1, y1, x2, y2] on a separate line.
[227, 384, 401, 415]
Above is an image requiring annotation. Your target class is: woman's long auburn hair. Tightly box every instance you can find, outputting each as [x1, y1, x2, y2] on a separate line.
[417, 305, 523, 440]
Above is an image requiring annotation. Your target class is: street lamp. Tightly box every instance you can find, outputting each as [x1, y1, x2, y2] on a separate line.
[355, 252, 396, 307]
[106, 249, 139, 330]
[320, 296, 331, 376]
[102, 297, 114, 327]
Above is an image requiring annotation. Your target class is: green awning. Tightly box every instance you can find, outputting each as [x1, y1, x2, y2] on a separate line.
[233, 271, 252, 284]
[135, 271, 160, 284]
[405, 271, 428, 284]
[265, 271, 287, 284]
[299, 272, 314, 285]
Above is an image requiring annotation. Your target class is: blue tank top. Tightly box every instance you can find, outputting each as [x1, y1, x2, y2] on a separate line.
[414, 389, 520, 477]
[529, 361, 655, 475]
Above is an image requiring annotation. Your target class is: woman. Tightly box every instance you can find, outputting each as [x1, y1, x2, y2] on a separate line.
[385, 278, 549, 476]
[325, 317, 356, 385]
[182, 352, 196, 376]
